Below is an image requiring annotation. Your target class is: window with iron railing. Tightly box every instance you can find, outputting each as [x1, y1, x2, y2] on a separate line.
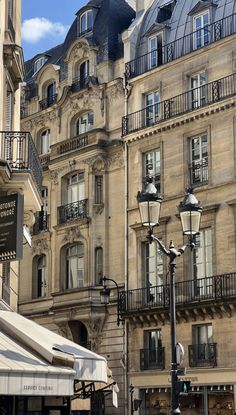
[189, 133, 208, 187]
[143, 149, 161, 192]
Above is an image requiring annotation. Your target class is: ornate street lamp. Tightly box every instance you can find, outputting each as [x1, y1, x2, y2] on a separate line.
[137, 182, 202, 415]
[100, 276, 123, 326]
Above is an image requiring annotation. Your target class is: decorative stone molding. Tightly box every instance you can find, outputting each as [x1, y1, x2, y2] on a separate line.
[32, 238, 49, 255]
[91, 157, 107, 173]
[63, 227, 81, 244]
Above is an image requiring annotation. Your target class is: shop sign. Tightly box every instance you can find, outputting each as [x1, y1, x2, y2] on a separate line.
[0, 193, 24, 261]
[168, 376, 198, 382]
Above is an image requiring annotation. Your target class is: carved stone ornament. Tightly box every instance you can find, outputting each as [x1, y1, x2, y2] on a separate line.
[71, 41, 90, 60]
[49, 171, 59, 185]
[107, 150, 124, 169]
[32, 238, 49, 255]
[107, 79, 124, 103]
[87, 314, 106, 352]
[63, 227, 81, 244]
[57, 322, 73, 340]
[31, 110, 57, 128]
[91, 157, 107, 173]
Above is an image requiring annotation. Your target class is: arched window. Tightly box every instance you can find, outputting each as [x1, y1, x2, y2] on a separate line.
[33, 255, 47, 298]
[80, 10, 93, 35]
[66, 244, 84, 289]
[80, 60, 89, 82]
[76, 112, 94, 136]
[47, 82, 56, 105]
[68, 321, 90, 348]
[34, 56, 47, 74]
[40, 129, 50, 154]
[95, 247, 103, 284]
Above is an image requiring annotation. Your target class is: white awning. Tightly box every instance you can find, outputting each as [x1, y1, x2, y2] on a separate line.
[0, 330, 75, 396]
[0, 311, 108, 384]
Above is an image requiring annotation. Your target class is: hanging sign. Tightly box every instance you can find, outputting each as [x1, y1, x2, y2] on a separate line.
[0, 193, 24, 261]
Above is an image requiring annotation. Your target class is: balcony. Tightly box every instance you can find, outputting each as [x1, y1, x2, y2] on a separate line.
[71, 77, 86, 93]
[58, 199, 88, 224]
[122, 72, 236, 135]
[39, 94, 57, 110]
[189, 159, 208, 187]
[119, 272, 236, 322]
[188, 343, 217, 368]
[0, 131, 42, 191]
[33, 212, 49, 235]
[57, 134, 88, 155]
[125, 13, 236, 80]
[140, 347, 165, 370]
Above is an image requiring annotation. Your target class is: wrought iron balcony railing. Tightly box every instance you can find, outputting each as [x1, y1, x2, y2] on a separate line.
[71, 77, 86, 93]
[140, 347, 165, 370]
[189, 159, 208, 187]
[189, 343, 217, 368]
[39, 94, 58, 110]
[119, 272, 236, 315]
[33, 212, 49, 235]
[58, 199, 88, 224]
[125, 13, 236, 80]
[122, 72, 236, 135]
[0, 131, 42, 190]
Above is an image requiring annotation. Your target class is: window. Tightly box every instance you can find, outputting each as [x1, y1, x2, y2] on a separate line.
[190, 71, 206, 109]
[80, 60, 89, 81]
[190, 324, 215, 367]
[2, 262, 10, 304]
[80, 10, 93, 35]
[143, 241, 163, 303]
[94, 176, 103, 204]
[148, 33, 163, 69]
[193, 12, 209, 49]
[95, 247, 103, 284]
[5, 85, 13, 131]
[67, 172, 85, 204]
[140, 330, 163, 370]
[47, 82, 56, 105]
[35, 256, 46, 298]
[34, 56, 47, 75]
[192, 228, 212, 296]
[143, 149, 161, 193]
[189, 134, 208, 186]
[145, 91, 159, 126]
[76, 112, 94, 136]
[40, 129, 50, 154]
[66, 244, 84, 289]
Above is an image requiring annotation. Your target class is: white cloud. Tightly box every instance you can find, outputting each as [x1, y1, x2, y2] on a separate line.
[22, 17, 68, 44]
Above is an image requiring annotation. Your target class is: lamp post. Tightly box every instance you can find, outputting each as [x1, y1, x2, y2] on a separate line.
[137, 177, 202, 415]
[100, 276, 123, 326]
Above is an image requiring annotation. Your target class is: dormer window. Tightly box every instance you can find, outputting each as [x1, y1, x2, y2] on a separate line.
[148, 33, 163, 69]
[193, 11, 209, 49]
[80, 10, 93, 35]
[34, 56, 47, 75]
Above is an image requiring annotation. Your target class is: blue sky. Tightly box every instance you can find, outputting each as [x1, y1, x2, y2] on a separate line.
[22, 0, 88, 60]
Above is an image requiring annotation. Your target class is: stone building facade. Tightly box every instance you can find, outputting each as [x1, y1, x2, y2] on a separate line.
[19, 1, 135, 414]
[120, 0, 236, 414]
[20, 0, 236, 414]
[0, 0, 41, 312]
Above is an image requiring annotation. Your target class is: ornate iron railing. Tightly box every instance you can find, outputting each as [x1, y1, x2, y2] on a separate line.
[33, 212, 49, 235]
[140, 347, 165, 370]
[1, 131, 42, 190]
[189, 343, 217, 367]
[71, 77, 86, 93]
[58, 134, 88, 155]
[189, 159, 208, 187]
[125, 13, 236, 80]
[119, 272, 236, 315]
[39, 94, 58, 110]
[58, 199, 88, 224]
[122, 72, 236, 135]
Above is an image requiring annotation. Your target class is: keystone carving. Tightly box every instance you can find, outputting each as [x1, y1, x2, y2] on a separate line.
[32, 238, 49, 255]
[63, 227, 81, 244]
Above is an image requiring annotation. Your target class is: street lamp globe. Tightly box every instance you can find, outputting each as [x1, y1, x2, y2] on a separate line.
[137, 176, 163, 228]
[178, 188, 202, 237]
[100, 287, 111, 305]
